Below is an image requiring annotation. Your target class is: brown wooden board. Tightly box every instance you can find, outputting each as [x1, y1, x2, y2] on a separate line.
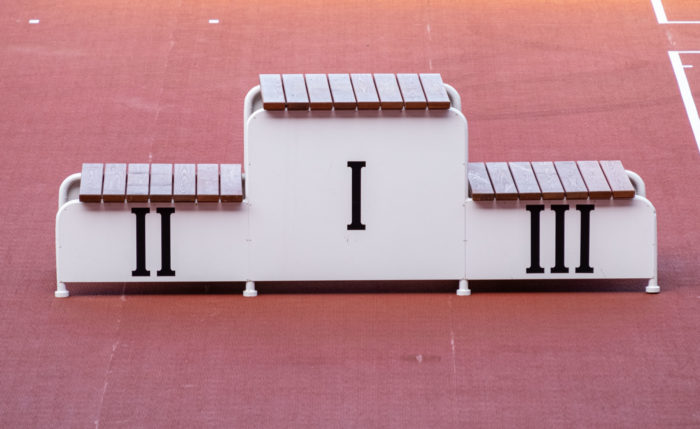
[328, 74, 356, 110]
[419, 73, 450, 109]
[531, 162, 565, 200]
[305, 74, 332, 110]
[554, 161, 588, 199]
[173, 164, 196, 202]
[486, 162, 518, 200]
[373, 73, 404, 109]
[79, 163, 103, 202]
[102, 163, 127, 202]
[350, 74, 380, 109]
[396, 73, 427, 109]
[220, 164, 244, 202]
[149, 163, 173, 202]
[126, 163, 150, 202]
[508, 162, 541, 200]
[467, 162, 495, 201]
[577, 161, 612, 199]
[259, 74, 285, 110]
[600, 160, 635, 198]
[197, 164, 219, 202]
[282, 74, 309, 110]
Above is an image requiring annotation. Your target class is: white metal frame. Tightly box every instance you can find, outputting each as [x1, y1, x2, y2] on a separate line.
[56, 82, 659, 297]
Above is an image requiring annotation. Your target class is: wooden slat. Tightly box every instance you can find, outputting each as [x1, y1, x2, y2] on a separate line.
[419, 73, 450, 109]
[102, 163, 127, 202]
[467, 162, 494, 201]
[259, 74, 285, 110]
[577, 161, 612, 199]
[220, 164, 244, 202]
[554, 161, 588, 199]
[328, 74, 356, 110]
[173, 164, 196, 202]
[281, 74, 309, 110]
[531, 162, 565, 200]
[126, 163, 149, 202]
[305, 74, 332, 110]
[486, 162, 518, 200]
[508, 162, 541, 200]
[373, 73, 404, 109]
[396, 73, 427, 109]
[79, 163, 103, 202]
[197, 164, 219, 202]
[149, 163, 172, 202]
[600, 160, 635, 198]
[350, 74, 380, 109]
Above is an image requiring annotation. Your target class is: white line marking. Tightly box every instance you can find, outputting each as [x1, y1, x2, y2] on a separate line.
[684, 64, 694, 68]
[651, 0, 669, 24]
[28, 19, 40, 24]
[669, 51, 700, 152]
[208, 19, 219, 24]
[651, 0, 700, 24]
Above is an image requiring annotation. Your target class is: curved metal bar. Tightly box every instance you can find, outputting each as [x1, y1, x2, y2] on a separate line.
[625, 170, 646, 198]
[58, 173, 81, 208]
[443, 83, 462, 112]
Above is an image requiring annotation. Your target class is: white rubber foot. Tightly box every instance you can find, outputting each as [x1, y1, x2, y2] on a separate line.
[55, 283, 69, 298]
[243, 281, 257, 297]
[646, 284, 661, 294]
[456, 279, 471, 296]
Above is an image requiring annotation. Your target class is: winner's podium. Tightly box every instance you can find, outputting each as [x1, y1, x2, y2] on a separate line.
[55, 73, 658, 297]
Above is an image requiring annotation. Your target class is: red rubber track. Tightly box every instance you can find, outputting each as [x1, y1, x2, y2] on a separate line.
[1, 1, 699, 427]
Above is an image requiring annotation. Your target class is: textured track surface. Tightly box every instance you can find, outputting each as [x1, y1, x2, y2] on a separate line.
[2, 1, 699, 427]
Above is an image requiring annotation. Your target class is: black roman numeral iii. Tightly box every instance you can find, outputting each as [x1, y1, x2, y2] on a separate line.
[526, 204, 594, 274]
[131, 208, 176, 277]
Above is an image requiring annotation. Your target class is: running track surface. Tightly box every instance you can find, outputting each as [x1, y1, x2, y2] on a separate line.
[2, 1, 700, 427]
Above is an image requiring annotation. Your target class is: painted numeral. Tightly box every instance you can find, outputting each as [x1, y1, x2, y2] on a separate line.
[131, 208, 176, 277]
[526, 204, 594, 274]
[347, 161, 366, 230]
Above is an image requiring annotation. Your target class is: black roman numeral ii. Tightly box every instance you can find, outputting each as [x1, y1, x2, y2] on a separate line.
[526, 204, 594, 274]
[131, 207, 176, 277]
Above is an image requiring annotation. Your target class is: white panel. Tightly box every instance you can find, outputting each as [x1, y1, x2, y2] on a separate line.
[465, 198, 656, 280]
[246, 109, 468, 281]
[56, 201, 248, 282]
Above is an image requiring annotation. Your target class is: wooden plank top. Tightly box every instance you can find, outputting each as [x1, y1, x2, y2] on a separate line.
[102, 163, 127, 202]
[149, 163, 172, 202]
[259, 74, 285, 110]
[531, 162, 565, 200]
[396, 73, 427, 109]
[554, 161, 588, 199]
[350, 74, 380, 109]
[419, 73, 450, 109]
[305, 74, 332, 110]
[281, 74, 309, 110]
[220, 164, 244, 202]
[79, 163, 103, 202]
[126, 163, 149, 202]
[373, 73, 404, 109]
[328, 74, 356, 110]
[173, 164, 196, 202]
[508, 162, 541, 200]
[197, 164, 219, 202]
[577, 161, 612, 199]
[486, 162, 518, 200]
[467, 162, 494, 201]
[600, 160, 635, 198]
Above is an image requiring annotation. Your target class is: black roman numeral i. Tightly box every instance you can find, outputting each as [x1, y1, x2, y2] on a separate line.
[347, 161, 366, 230]
[131, 208, 176, 277]
[526, 204, 594, 274]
